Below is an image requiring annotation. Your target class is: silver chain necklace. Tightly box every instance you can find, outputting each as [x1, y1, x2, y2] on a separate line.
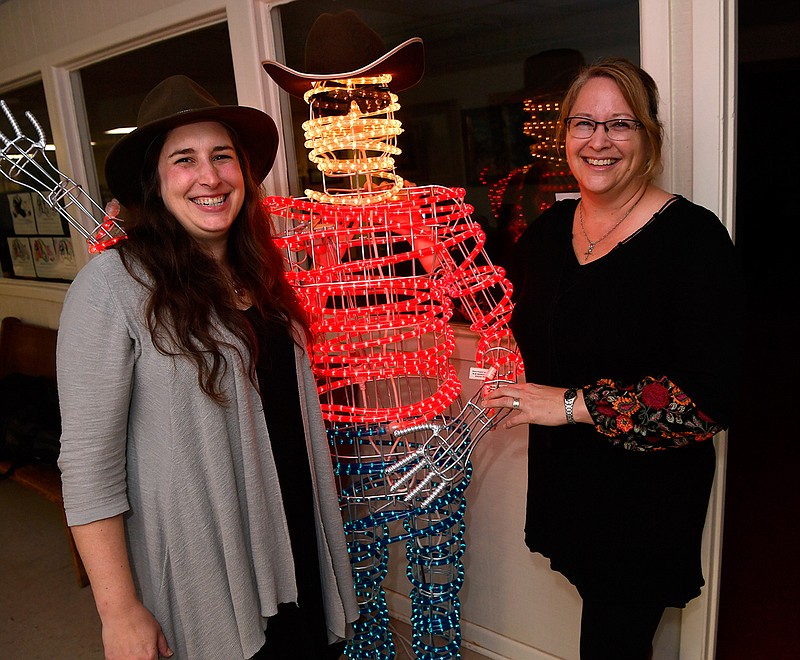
[578, 192, 644, 261]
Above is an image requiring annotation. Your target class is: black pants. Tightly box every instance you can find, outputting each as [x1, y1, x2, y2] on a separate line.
[251, 603, 346, 660]
[579, 596, 664, 660]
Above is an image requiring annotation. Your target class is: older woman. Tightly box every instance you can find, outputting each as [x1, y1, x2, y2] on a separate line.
[485, 58, 743, 658]
[57, 75, 358, 659]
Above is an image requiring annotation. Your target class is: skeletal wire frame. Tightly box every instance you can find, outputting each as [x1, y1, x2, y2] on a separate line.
[0, 100, 126, 254]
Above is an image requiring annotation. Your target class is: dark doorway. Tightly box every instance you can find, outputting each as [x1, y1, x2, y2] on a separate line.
[715, 3, 800, 657]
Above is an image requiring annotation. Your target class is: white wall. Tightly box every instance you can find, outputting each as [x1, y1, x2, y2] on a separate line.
[0, 1, 735, 658]
[0, 280, 67, 328]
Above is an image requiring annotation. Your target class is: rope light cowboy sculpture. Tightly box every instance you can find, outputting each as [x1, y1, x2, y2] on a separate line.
[262, 11, 520, 658]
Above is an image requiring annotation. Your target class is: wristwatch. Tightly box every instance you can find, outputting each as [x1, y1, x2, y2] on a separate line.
[564, 388, 578, 425]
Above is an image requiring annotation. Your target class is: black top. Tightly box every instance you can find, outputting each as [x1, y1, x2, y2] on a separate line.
[507, 197, 743, 606]
[245, 308, 332, 658]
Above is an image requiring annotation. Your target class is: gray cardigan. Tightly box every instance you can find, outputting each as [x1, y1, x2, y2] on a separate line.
[57, 250, 358, 659]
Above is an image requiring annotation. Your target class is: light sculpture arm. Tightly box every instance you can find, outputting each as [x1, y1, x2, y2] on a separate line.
[0, 100, 126, 253]
[381, 186, 523, 505]
[426, 189, 519, 378]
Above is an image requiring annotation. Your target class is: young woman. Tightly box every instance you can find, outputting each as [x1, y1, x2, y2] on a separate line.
[57, 75, 358, 659]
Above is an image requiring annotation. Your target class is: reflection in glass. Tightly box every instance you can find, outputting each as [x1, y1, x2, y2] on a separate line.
[485, 49, 585, 262]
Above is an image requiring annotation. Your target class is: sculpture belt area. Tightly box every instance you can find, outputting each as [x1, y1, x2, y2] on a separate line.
[0, 14, 521, 657]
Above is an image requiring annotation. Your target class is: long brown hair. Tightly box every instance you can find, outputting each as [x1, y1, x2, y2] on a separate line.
[116, 124, 310, 403]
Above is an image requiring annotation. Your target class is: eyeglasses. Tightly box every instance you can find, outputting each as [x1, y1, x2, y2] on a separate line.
[565, 116, 642, 141]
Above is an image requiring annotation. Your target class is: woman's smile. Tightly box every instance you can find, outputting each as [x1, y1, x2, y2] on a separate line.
[157, 121, 245, 259]
[584, 157, 618, 167]
[191, 194, 229, 207]
[566, 77, 647, 199]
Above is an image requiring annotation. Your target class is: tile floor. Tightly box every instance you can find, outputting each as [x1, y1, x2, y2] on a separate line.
[1, 478, 492, 659]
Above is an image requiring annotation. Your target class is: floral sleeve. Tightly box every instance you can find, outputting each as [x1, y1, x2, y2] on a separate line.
[582, 375, 723, 451]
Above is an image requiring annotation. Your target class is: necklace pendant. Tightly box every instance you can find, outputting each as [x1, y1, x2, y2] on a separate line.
[584, 242, 595, 261]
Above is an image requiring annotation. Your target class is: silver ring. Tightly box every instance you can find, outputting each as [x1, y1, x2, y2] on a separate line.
[512, 397, 520, 410]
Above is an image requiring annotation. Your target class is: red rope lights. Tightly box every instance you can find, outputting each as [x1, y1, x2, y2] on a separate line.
[267, 184, 518, 426]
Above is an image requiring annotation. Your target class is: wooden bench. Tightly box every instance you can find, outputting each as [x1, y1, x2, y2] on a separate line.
[0, 316, 88, 587]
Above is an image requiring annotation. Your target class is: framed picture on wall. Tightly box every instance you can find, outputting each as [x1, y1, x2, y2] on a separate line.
[32, 195, 64, 235]
[7, 236, 36, 277]
[54, 237, 76, 270]
[8, 192, 36, 235]
[35, 236, 77, 280]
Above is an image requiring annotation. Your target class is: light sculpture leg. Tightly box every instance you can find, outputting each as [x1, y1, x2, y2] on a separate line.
[404, 464, 471, 659]
[332, 423, 407, 658]
[0, 100, 125, 253]
[332, 419, 474, 659]
[342, 500, 394, 657]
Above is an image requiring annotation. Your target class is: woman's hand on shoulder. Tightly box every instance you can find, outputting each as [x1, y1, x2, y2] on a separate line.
[484, 383, 588, 430]
[100, 600, 172, 659]
[104, 198, 121, 221]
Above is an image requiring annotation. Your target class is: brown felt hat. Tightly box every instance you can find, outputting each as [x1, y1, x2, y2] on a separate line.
[262, 10, 424, 98]
[105, 75, 279, 206]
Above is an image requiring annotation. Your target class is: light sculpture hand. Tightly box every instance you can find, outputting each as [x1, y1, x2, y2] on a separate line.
[0, 99, 125, 252]
[385, 369, 514, 507]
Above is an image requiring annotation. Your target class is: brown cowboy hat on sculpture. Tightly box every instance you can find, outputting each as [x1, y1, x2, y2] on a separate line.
[104, 75, 279, 206]
[262, 9, 424, 97]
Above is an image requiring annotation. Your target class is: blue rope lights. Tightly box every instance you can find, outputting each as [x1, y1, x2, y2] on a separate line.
[345, 523, 394, 658]
[339, 424, 473, 660]
[404, 489, 468, 658]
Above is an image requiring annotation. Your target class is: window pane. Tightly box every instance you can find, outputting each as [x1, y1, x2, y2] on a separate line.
[272, 0, 639, 266]
[0, 81, 75, 281]
[80, 22, 236, 206]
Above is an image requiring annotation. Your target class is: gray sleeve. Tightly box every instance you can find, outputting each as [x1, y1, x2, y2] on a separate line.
[57, 256, 136, 526]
